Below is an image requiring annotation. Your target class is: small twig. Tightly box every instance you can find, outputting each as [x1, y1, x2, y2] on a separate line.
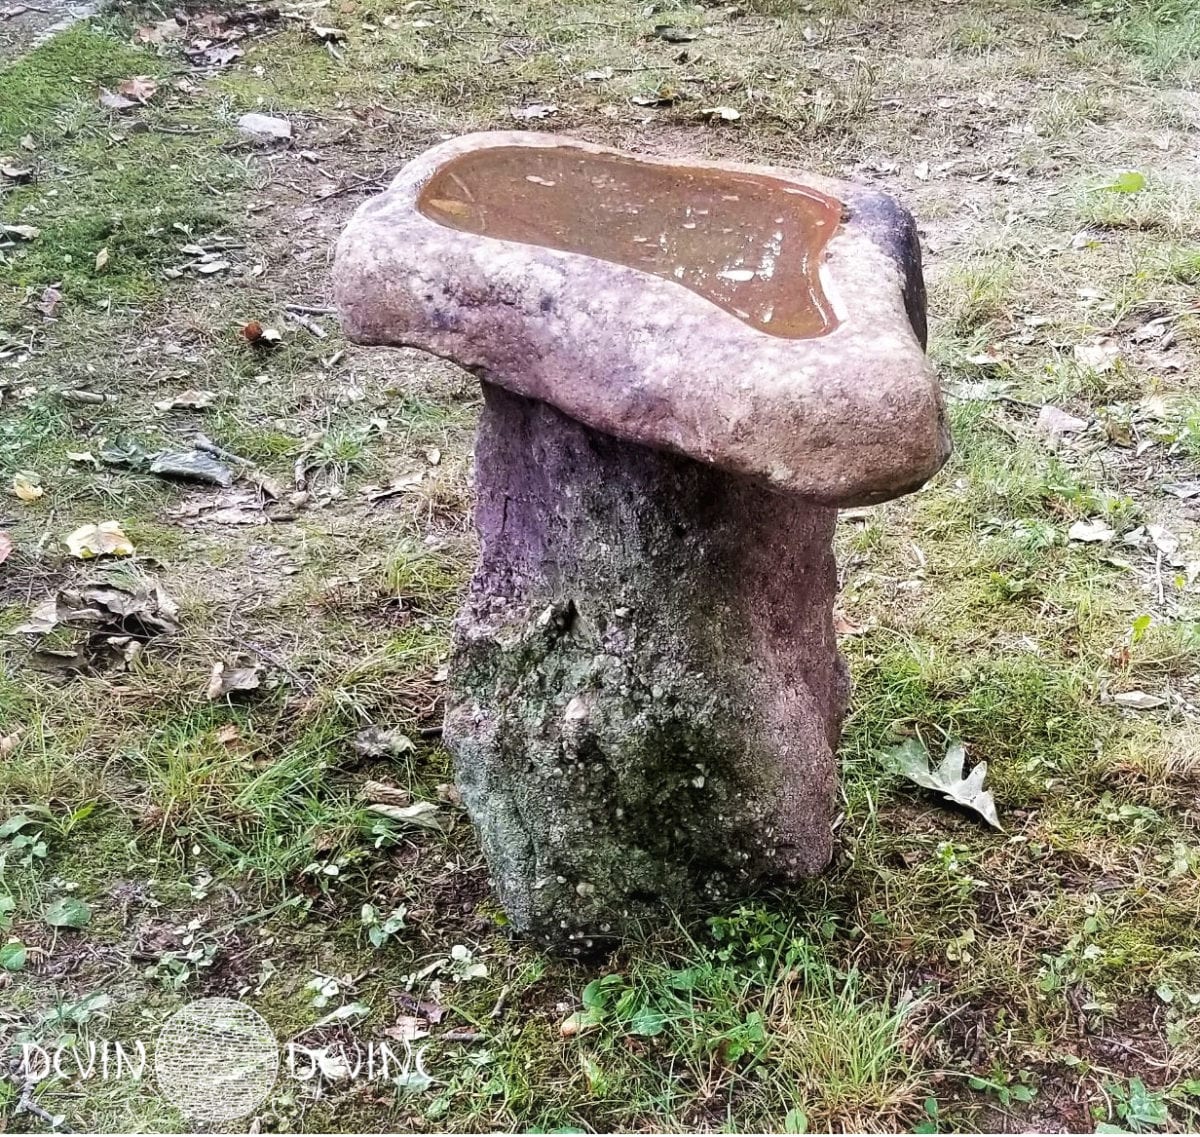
[194, 433, 256, 468]
[59, 389, 110, 405]
[438, 1030, 484, 1043]
[284, 309, 329, 339]
[16, 1079, 71, 1132]
[149, 125, 213, 136]
[489, 984, 510, 1019]
[284, 303, 336, 316]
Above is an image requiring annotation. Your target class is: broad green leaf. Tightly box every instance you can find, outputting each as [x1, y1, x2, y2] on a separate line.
[784, 1108, 809, 1134]
[1103, 170, 1145, 193]
[630, 1005, 666, 1037]
[0, 941, 26, 971]
[0, 814, 33, 840]
[45, 896, 91, 928]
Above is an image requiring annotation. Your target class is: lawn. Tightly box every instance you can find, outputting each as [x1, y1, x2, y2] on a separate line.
[1, 0, 1199, 1131]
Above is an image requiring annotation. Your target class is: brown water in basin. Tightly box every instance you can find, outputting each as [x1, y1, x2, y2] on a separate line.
[418, 145, 843, 339]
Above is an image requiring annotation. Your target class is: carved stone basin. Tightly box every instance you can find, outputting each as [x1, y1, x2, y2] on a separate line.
[334, 132, 949, 948]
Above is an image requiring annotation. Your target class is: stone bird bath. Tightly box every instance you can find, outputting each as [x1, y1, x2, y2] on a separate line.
[334, 131, 949, 949]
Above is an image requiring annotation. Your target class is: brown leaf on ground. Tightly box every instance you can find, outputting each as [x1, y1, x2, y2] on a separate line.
[1036, 405, 1088, 440]
[13, 579, 180, 674]
[117, 76, 159, 102]
[65, 521, 134, 559]
[37, 286, 61, 317]
[309, 23, 347, 41]
[134, 18, 184, 44]
[509, 103, 557, 120]
[12, 471, 43, 503]
[384, 1016, 430, 1042]
[98, 90, 137, 112]
[154, 390, 216, 411]
[360, 780, 411, 807]
[0, 531, 12, 564]
[205, 661, 263, 700]
[1073, 337, 1120, 372]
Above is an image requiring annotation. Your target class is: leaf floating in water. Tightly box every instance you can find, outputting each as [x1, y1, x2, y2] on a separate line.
[886, 738, 1002, 829]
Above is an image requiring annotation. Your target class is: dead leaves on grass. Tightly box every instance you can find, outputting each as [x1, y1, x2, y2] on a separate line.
[205, 660, 263, 700]
[64, 521, 135, 559]
[98, 77, 159, 112]
[13, 577, 180, 675]
[11, 471, 43, 503]
[887, 738, 1002, 830]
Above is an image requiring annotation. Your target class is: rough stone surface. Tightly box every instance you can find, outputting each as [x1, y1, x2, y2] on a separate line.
[236, 112, 292, 142]
[335, 131, 949, 507]
[333, 132, 948, 947]
[445, 384, 846, 947]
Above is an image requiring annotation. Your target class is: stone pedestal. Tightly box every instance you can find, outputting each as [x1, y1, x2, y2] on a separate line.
[444, 384, 848, 949]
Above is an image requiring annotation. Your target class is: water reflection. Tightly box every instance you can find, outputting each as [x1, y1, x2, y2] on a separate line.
[418, 145, 842, 339]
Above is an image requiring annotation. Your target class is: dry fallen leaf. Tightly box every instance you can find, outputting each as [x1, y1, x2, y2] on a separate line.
[700, 105, 741, 122]
[309, 23, 347, 41]
[12, 471, 43, 503]
[134, 18, 184, 44]
[360, 780, 411, 807]
[1073, 338, 1120, 373]
[205, 661, 262, 700]
[888, 738, 1002, 829]
[0, 531, 12, 564]
[1068, 519, 1116, 544]
[2, 223, 39, 241]
[367, 801, 442, 831]
[117, 75, 158, 102]
[383, 1016, 430, 1043]
[1036, 404, 1088, 440]
[0, 730, 19, 757]
[98, 89, 137, 112]
[509, 103, 557, 120]
[65, 521, 135, 559]
[1111, 690, 1167, 710]
[154, 389, 216, 411]
[95, 247, 110, 273]
[37, 285, 62, 317]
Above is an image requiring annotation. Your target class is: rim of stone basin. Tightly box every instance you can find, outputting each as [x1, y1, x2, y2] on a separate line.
[334, 131, 951, 507]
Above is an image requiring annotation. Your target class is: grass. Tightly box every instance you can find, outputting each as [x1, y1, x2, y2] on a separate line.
[2, 0, 1200, 1131]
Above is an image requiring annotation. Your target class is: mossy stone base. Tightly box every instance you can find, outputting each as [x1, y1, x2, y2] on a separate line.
[445, 384, 848, 949]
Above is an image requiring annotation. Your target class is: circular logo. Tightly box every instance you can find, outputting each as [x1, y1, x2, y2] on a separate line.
[155, 997, 279, 1123]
